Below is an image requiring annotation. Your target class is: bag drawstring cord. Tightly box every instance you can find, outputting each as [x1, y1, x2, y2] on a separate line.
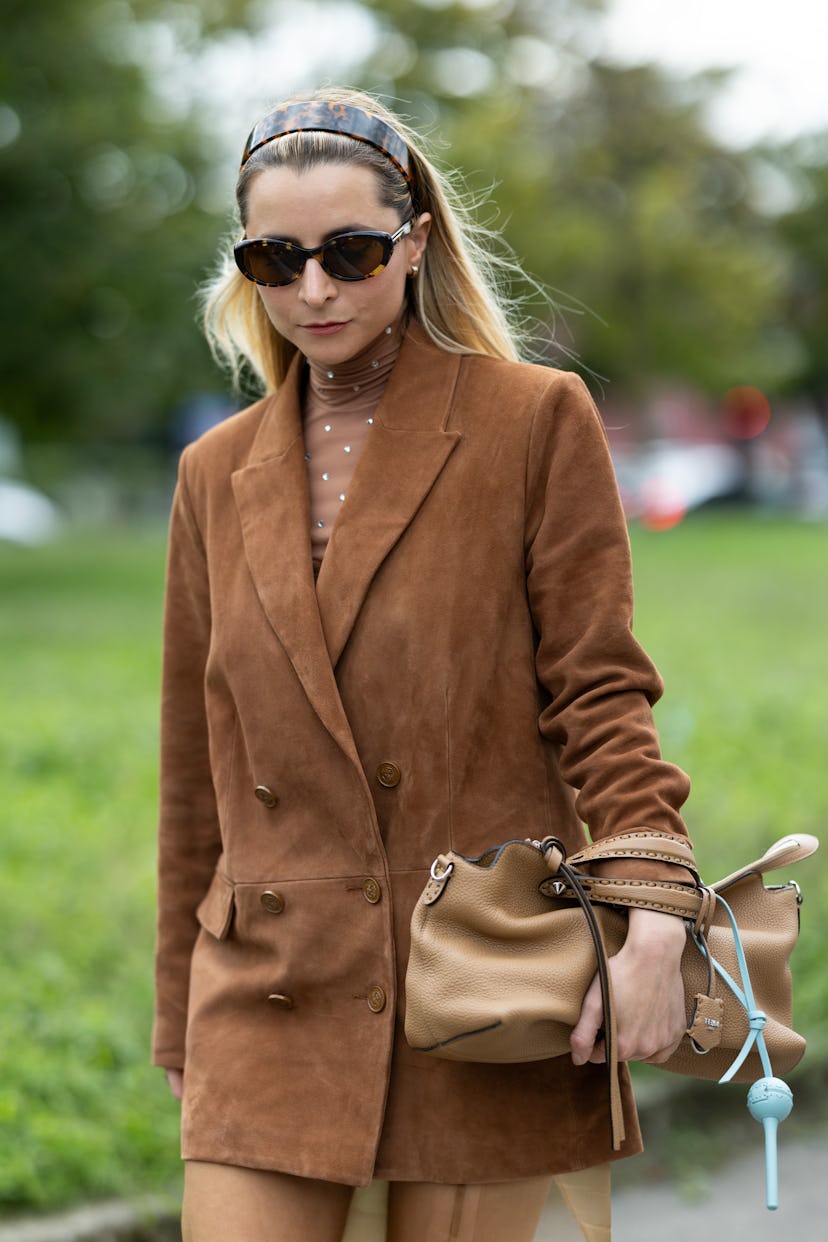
[541, 843, 625, 1151]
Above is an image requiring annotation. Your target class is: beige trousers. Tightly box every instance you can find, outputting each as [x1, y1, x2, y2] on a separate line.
[181, 1161, 610, 1242]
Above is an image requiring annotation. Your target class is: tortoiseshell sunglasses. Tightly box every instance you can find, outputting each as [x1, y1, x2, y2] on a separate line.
[234, 220, 413, 288]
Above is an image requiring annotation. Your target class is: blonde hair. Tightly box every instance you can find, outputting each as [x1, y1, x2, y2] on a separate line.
[200, 87, 531, 395]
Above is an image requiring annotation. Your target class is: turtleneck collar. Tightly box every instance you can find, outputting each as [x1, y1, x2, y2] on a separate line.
[306, 315, 406, 408]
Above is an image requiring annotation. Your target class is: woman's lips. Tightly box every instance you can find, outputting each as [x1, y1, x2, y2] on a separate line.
[301, 321, 348, 336]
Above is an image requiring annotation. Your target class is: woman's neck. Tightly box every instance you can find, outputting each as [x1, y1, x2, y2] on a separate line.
[303, 316, 406, 564]
[306, 316, 405, 407]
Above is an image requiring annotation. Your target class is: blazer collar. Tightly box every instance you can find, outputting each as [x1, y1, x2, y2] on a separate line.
[231, 324, 463, 749]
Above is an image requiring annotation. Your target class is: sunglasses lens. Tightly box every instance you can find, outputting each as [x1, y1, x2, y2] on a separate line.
[237, 241, 303, 286]
[324, 234, 391, 280]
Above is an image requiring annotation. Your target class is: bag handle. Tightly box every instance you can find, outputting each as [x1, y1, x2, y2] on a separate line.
[546, 874, 705, 921]
[541, 830, 709, 929]
[712, 833, 819, 892]
[568, 829, 699, 875]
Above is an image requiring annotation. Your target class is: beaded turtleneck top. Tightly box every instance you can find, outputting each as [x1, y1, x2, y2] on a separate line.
[304, 318, 404, 565]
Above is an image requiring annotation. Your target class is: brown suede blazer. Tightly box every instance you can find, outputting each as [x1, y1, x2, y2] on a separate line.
[152, 325, 692, 1186]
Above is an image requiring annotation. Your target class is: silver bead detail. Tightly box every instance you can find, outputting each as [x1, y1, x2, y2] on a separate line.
[344, 445, 351, 453]
[385, 325, 392, 334]
[366, 417, 373, 425]
[317, 520, 325, 528]
[353, 384, 361, 392]
[326, 370, 335, 379]
[322, 472, 330, 481]
[339, 493, 346, 501]
[324, 424, 332, 432]
[371, 359, 379, 368]
[304, 452, 311, 461]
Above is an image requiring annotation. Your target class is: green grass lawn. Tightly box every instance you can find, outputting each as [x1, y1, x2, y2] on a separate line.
[0, 530, 177, 1214]
[629, 514, 828, 1043]
[0, 513, 825, 1215]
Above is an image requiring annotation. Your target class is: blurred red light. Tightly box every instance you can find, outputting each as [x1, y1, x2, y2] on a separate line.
[722, 386, 772, 439]
[638, 480, 688, 531]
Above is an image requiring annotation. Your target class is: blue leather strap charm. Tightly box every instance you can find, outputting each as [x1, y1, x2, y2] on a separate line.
[691, 893, 793, 1210]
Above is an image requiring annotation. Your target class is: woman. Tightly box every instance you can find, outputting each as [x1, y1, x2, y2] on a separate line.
[153, 87, 692, 1241]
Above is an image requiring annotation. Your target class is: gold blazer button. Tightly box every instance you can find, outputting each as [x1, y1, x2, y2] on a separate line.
[367, 985, 387, 1013]
[260, 890, 285, 914]
[254, 785, 279, 808]
[362, 877, 382, 904]
[376, 762, 401, 788]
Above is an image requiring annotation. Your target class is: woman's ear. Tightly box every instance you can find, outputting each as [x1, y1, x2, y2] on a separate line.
[408, 212, 431, 268]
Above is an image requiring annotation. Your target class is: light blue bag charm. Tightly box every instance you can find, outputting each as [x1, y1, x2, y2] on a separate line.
[693, 892, 794, 1210]
[747, 1077, 793, 1210]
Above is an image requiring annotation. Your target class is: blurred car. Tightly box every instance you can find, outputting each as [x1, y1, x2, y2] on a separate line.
[0, 479, 62, 544]
[612, 440, 747, 528]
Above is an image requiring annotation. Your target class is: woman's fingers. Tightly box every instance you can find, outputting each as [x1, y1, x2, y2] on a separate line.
[569, 973, 605, 1065]
[570, 909, 688, 1066]
[165, 1067, 184, 1100]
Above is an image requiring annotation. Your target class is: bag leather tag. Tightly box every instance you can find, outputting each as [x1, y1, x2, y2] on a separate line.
[687, 993, 725, 1050]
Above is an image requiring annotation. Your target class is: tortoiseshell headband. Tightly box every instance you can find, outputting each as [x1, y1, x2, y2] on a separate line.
[240, 100, 413, 186]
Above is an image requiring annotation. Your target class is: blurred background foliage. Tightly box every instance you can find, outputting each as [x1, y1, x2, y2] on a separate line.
[2, 0, 827, 463]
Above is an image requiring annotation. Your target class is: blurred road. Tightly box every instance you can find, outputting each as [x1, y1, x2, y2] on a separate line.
[539, 1136, 827, 1241]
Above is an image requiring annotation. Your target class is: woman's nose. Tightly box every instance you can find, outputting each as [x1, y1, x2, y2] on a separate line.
[298, 257, 337, 305]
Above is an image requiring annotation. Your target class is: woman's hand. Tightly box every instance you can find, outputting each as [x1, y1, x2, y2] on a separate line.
[165, 1067, 184, 1100]
[570, 908, 688, 1066]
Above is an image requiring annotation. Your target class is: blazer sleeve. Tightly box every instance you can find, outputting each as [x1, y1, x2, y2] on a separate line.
[524, 371, 694, 880]
[152, 449, 223, 1068]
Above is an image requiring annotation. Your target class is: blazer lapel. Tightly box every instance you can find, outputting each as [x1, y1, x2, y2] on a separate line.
[231, 360, 358, 761]
[316, 328, 463, 667]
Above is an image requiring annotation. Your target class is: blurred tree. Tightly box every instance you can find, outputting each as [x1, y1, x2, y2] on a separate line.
[503, 61, 799, 400]
[358, 0, 606, 110]
[0, 0, 251, 449]
[356, 6, 800, 403]
[0, 0, 821, 455]
[776, 135, 828, 428]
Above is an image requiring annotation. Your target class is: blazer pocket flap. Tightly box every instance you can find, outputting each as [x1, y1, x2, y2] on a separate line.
[196, 871, 235, 940]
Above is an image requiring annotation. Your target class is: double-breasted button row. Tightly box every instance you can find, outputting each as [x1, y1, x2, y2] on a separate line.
[266, 987, 387, 1013]
[263, 883, 379, 911]
[375, 762, 401, 788]
[261, 771, 399, 798]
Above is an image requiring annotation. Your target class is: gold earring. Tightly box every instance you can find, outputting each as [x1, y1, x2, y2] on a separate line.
[409, 265, 420, 277]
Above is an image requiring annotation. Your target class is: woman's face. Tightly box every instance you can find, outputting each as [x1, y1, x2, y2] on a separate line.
[243, 162, 430, 369]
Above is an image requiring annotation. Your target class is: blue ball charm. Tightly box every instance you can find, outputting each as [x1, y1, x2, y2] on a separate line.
[747, 1077, 793, 1123]
[747, 1077, 793, 1210]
